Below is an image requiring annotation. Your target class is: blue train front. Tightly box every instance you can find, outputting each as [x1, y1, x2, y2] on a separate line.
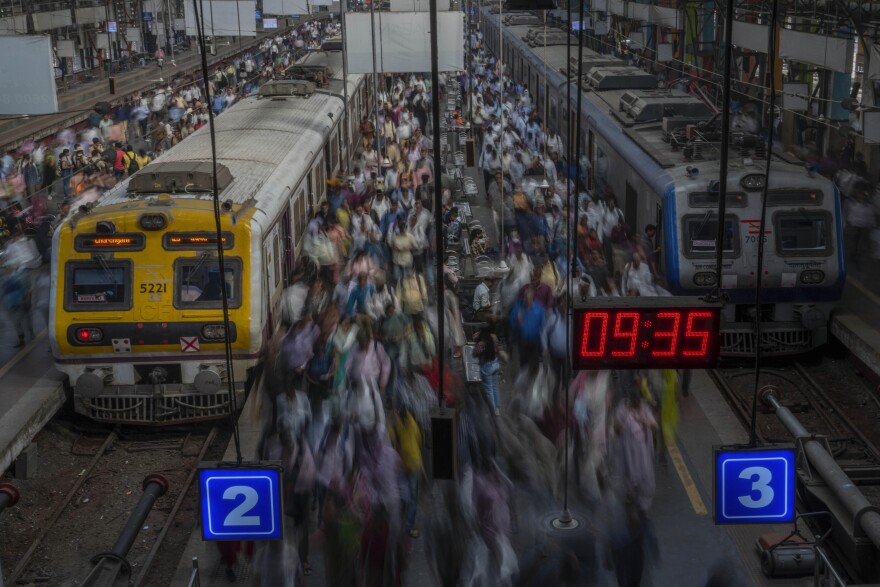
[661, 162, 845, 355]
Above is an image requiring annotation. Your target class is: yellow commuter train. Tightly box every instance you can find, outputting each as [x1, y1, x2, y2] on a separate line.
[49, 50, 368, 424]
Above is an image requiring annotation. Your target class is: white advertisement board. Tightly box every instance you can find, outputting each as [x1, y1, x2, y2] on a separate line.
[0, 36, 58, 115]
[344, 12, 464, 73]
[56, 40, 76, 58]
[779, 28, 853, 73]
[732, 20, 769, 54]
[263, 0, 310, 15]
[184, 0, 257, 37]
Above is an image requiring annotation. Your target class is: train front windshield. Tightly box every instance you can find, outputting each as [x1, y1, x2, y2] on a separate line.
[175, 257, 241, 307]
[775, 215, 830, 255]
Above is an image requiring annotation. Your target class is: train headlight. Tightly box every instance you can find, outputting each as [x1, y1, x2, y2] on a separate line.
[693, 272, 718, 286]
[741, 174, 766, 191]
[800, 270, 825, 284]
[201, 324, 227, 340]
[75, 327, 104, 343]
[139, 213, 168, 230]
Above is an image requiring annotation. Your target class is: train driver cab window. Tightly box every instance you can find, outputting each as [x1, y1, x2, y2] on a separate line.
[174, 256, 242, 309]
[682, 214, 739, 257]
[774, 212, 831, 256]
[64, 261, 132, 311]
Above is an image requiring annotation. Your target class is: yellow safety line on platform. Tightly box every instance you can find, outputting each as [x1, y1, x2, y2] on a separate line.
[849, 277, 880, 306]
[0, 330, 47, 381]
[668, 440, 708, 516]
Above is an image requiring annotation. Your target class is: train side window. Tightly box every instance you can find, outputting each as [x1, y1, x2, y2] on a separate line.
[64, 260, 132, 311]
[682, 214, 740, 257]
[773, 212, 831, 256]
[174, 256, 242, 309]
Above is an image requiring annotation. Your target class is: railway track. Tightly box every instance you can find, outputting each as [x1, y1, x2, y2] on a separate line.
[710, 360, 880, 470]
[7, 425, 218, 585]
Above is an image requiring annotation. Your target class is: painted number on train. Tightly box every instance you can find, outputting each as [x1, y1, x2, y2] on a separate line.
[199, 467, 283, 540]
[139, 283, 167, 294]
[714, 448, 795, 524]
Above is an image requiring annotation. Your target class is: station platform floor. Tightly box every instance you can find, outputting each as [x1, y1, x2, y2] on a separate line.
[170, 370, 807, 585]
[831, 274, 880, 380]
[0, 268, 65, 475]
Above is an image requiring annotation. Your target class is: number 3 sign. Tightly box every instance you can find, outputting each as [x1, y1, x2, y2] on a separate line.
[199, 467, 283, 540]
[715, 448, 796, 524]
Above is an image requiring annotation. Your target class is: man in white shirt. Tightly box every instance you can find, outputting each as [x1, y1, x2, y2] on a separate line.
[473, 274, 495, 317]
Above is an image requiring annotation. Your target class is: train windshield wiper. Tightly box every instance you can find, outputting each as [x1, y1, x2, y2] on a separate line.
[695, 209, 714, 238]
[185, 252, 211, 287]
[94, 255, 118, 285]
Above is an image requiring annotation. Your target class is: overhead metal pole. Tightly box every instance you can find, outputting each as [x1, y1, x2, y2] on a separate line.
[543, 8, 548, 156]
[429, 0, 444, 405]
[369, 0, 380, 155]
[497, 0, 504, 246]
[341, 0, 351, 168]
[713, 0, 734, 292]
[234, 0, 242, 51]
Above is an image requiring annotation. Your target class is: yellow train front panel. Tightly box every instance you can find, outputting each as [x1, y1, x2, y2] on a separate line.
[50, 198, 261, 424]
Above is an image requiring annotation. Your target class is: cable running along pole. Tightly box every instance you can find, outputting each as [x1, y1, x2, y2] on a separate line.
[560, 0, 574, 524]
[429, 0, 445, 406]
[193, 0, 243, 464]
[713, 0, 735, 294]
[749, 0, 779, 447]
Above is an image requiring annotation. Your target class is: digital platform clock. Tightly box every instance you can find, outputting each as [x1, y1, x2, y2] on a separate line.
[572, 298, 721, 369]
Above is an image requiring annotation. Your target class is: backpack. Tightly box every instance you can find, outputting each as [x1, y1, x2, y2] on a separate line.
[126, 152, 138, 175]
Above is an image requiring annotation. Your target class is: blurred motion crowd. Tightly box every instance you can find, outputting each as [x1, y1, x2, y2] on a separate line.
[234, 20, 738, 587]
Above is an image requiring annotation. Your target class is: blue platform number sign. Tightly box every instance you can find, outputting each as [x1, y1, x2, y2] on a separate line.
[199, 468, 283, 540]
[255, 9, 262, 20]
[715, 448, 795, 524]
[143, 12, 153, 22]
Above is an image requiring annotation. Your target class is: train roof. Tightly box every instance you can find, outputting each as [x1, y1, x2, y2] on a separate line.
[482, 8, 808, 193]
[90, 50, 359, 228]
[298, 49, 363, 97]
[99, 92, 340, 210]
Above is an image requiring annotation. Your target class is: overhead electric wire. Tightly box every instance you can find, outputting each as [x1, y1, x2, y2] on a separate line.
[748, 0, 780, 448]
[192, 0, 243, 464]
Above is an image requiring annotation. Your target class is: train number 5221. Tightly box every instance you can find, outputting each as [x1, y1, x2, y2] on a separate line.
[139, 283, 168, 293]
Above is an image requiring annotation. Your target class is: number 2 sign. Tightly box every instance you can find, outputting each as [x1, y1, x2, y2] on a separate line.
[199, 467, 283, 540]
[715, 448, 795, 524]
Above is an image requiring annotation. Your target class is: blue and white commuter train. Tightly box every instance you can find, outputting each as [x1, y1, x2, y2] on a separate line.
[480, 7, 845, 355]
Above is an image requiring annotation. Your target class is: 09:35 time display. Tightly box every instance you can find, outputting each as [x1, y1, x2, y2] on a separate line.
[573, 307, 720, 369]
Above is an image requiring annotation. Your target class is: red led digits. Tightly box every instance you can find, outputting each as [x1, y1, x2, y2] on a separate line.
[651, 311, 681, 357]
[580, 312, 610, 357]
[611, 312, 639, 357]
[573, 304, 719, 368]
[683, 311, 713, 356]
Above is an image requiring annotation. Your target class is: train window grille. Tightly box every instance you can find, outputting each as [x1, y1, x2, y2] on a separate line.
[774, 212, 832, 256]
[682, 214, 740, 257]
[64, 260, 133, 312]
[173, 257, 242, 309]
